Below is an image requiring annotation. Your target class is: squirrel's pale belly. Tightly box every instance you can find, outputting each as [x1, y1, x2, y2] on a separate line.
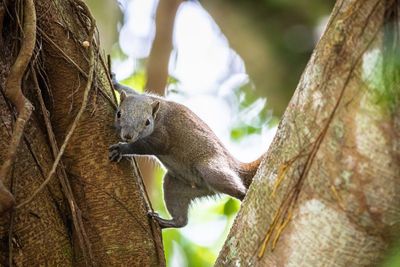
[157, 155, 206, 187]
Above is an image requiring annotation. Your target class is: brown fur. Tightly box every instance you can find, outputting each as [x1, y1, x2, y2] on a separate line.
[109, 84, 263, 228]
[239, 157, 262, 188]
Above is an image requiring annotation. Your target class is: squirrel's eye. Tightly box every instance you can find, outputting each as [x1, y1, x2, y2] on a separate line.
[117, 111, 121, 118]
[145, 119, 151, 126]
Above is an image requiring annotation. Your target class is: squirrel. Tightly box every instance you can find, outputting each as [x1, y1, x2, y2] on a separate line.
[109, 76, 262, 228]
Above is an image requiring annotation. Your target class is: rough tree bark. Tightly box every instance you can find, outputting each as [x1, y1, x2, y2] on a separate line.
[0, 0, 164, 266]
[217, 0, 400, 266]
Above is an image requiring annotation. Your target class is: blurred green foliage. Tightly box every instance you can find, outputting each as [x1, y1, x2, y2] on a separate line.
[380, 241, 400, 267]
[382, 254, 400, 267]
[381, 24, 400, 113]
[231, 82, 278, 141]
[203, 0, 336, 115]
[121, 71, 146, 93]
[361, 28, 400, 114]
[231, 125, 260, 140]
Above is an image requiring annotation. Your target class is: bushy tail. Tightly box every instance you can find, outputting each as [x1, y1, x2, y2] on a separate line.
[239, 156, 263, 189]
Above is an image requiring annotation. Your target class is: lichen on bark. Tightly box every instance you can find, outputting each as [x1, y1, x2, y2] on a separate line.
[216, 1, 400, 266]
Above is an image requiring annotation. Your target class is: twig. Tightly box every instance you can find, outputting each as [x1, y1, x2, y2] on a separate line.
[16, 17, 96, 210]
[131, 158, 165, 266]
[0, 182, 14, 214]
[257, 206, 281, 258]
[271, 209, 292, 250]
[270, 164, 288, 198]
[69, 173, 152, 236]
[105, 54, 118, 106]
[8, 211, 15, 266]
[98, 53, 118, 109]
[107, 55, 111, 76]
[0, 0, 36, 214]
[8, 167, 15, 267]
[37, 27, 88, 78]
[98, 86, 117, 110]
[132, 158, 155, 213]
[0, 3, 5, 46]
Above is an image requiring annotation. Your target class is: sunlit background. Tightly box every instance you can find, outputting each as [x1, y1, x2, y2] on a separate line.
[86, 1, 400, 266]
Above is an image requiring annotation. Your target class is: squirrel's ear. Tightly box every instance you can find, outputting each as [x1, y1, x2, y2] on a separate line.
[151, 101, 160, 118]
[120, 91, 127, 103]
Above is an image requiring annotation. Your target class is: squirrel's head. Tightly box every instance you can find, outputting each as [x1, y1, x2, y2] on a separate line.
[115, 91, 160, 143]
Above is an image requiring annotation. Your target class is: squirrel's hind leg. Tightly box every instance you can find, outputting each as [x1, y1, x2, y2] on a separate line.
[197, 164, 246, 201]
[149, 172, 213, 229]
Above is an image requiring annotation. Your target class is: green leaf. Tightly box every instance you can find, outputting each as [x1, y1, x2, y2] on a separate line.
[231, 125, 261, 141]
[121, 71, 147, 92]
[223, 198, 241, 216]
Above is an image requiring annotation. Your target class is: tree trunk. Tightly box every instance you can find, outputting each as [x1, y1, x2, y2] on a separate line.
[145, 0, 182, 95]
[217, 0, 400, 266]
[0, 0, 164, 266]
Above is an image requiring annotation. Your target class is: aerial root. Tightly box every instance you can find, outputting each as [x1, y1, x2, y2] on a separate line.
[0, 0, 36, 215]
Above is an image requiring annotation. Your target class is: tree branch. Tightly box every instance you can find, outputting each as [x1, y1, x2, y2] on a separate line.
[145, 0, 182, 94]
[0, 3, 4, 46]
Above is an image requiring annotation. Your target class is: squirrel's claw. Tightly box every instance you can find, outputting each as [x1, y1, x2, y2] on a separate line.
[109, 144, 123, 162]
[109, 151, 122, 162]
[147, 211, 164, 226]
[147, 211, 159, 218]
[108, 143, 119, 151]
[147, 211, 185, 229]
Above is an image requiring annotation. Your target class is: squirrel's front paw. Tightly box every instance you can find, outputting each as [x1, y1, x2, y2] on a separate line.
[108, 143, 124, 162]
[147, 211, 185, 229]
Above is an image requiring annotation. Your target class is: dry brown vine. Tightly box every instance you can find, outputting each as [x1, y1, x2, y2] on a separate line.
[0, 0, 36, 214]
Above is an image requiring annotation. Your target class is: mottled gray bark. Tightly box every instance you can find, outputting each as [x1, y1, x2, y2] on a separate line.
[217, 0, 400, 266]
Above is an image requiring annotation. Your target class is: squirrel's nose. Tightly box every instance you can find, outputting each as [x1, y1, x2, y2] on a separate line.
[124, 134, 133, 141]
